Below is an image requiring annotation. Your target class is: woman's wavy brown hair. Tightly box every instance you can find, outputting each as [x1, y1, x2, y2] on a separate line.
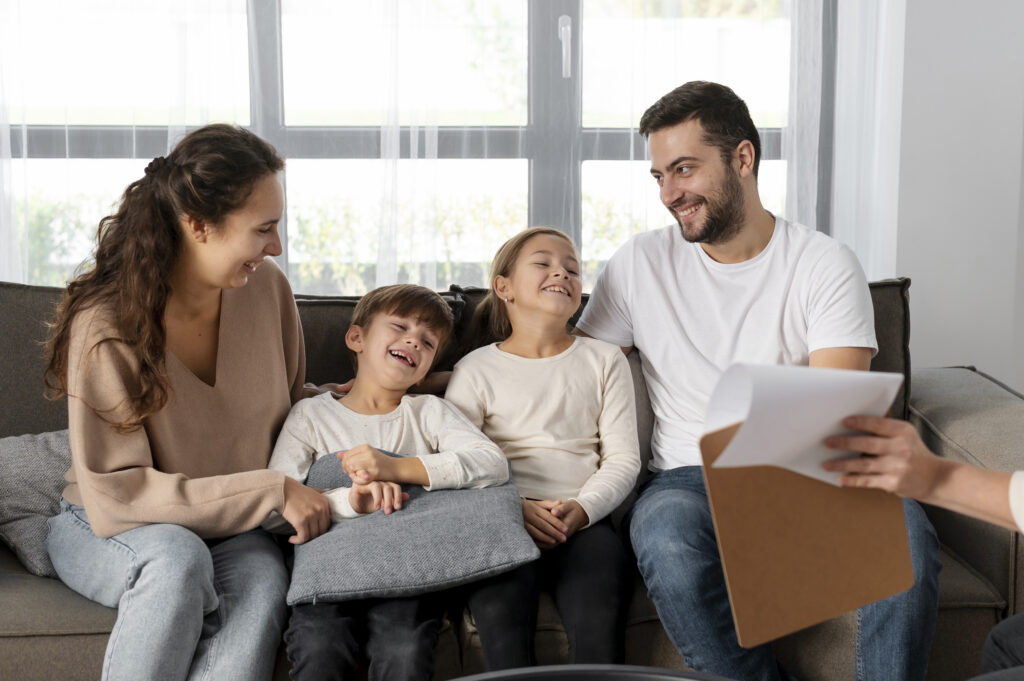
[44, 124, 284, 432]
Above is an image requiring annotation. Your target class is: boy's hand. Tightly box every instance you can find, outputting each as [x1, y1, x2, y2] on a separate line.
[521, 498, 569, 549]
[551, 499, 589, 539]
[281, 477, 331, 545]
[339, 445, 395, 484]
[349, 481, 409, 515]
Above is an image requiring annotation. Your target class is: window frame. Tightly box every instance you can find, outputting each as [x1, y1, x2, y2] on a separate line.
[8, 0, 835, 276]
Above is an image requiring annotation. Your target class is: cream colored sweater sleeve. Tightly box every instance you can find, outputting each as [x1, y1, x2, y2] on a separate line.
[569, 348, 641, 526]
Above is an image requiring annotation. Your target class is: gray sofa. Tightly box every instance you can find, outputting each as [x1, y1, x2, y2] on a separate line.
[1, 278, 1021, 681]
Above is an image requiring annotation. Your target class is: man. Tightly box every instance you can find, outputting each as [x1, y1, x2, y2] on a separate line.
[575, 81, 940, 681]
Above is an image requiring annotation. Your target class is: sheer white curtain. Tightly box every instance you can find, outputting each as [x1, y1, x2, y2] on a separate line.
[783, 0, 825, 230]
[0, 0, 23, 283]
[831, 0, 907, 280]
[1, 0, 830, 292]
[378, 0, 441, 289]
[0, 0, 248, 286]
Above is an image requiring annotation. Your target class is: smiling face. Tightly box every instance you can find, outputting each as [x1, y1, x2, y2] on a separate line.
[495, 232, 582, 324]
[346, 312, 440, 391]
[649, 118, 746, 246]
[187, 173, 284, 290]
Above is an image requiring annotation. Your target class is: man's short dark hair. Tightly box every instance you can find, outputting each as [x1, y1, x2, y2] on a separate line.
[639, 81, 761, 177]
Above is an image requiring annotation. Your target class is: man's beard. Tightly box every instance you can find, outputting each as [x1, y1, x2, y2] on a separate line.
[673, 166, 745, 246]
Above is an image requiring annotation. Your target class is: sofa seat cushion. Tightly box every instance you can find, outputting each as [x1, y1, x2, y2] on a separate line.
[458, 543, 1003, 680]
[0, 545, 115, 637]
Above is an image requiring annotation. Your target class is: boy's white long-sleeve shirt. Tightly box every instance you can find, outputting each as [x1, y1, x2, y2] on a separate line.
[265, 392, 509, 524]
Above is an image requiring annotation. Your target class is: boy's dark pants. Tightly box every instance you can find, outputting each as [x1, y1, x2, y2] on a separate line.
[285, 592, 446, 681]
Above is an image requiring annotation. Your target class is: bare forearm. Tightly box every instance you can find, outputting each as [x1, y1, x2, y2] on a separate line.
[389, 457, 430, 486]
[925, 460, 1016, 531]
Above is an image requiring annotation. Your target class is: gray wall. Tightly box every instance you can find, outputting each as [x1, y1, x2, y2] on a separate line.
[896, 0, 1024, 391]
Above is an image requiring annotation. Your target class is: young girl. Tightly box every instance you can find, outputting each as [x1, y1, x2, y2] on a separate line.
[445, 227, 641, 669]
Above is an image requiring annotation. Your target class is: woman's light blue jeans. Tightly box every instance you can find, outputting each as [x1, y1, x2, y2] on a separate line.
[45, 500, 288, 681]
[627, 465, 941, 681]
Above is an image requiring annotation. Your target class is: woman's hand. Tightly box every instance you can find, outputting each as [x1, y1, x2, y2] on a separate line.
[551, 499, 590, 539]
[822, 415, 944, 499]
[410, 371, 452, 395]
[521, 498, 569, 548]
[281, 477, 331, 545]
[350, 481, 409, 515]
[339, 444, 395, 483]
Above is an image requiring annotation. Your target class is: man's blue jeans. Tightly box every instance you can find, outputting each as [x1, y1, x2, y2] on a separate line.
[627, 466, 941, 681]
[46, 500, 289, 681]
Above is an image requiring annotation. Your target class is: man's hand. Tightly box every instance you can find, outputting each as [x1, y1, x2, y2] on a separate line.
[350, 481, 409, 515]
[521, 498, 569, 549]
[550, 499, 590, 539]
[281, 477, 331, 545]
[339, 444, 395, 484]
[822, 415, 943, 498]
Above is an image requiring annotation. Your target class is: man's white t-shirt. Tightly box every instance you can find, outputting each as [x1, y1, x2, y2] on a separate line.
[575, 216, 877, 471]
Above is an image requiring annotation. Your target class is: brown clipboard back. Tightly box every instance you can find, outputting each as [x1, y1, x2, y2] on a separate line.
[699, 423, 914, 648]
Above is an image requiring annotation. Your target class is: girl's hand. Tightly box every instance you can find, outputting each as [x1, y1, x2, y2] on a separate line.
[551, 499, 589, 539]
[320, 378, 354, 395]
[822, 415, 943, 499]
[349, 481, 409, 515]
[339, 445, 395, 484]
[521, 498, 568, 548]
[282, 477, 331, 545]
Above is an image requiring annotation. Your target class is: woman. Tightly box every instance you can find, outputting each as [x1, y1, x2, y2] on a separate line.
[824, 415, 1021, 680]
[43, 124, 330, 681]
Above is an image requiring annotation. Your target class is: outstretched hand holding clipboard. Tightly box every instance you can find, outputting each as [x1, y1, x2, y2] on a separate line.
[699, 364, 913, 648]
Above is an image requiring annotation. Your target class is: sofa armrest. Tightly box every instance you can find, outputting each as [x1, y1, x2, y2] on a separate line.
[909, 366, 1024, 614]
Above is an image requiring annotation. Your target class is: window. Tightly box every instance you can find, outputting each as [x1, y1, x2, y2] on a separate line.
[3, 0, 815, 293]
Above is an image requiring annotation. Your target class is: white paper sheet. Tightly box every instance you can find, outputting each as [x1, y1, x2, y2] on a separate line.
[705, 364, 904, 485]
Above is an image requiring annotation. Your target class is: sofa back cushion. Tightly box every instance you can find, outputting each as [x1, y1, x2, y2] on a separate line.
[0, 282, 66, 438]
[0, 278, 910, 440]
[868, 278, 911, 419]
[449, 280, 911, 418]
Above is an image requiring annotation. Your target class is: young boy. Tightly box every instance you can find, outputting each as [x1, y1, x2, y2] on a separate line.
[267, 284, 508, 681]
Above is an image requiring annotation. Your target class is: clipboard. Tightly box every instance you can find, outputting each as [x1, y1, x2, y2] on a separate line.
[699, 422, 914, 648]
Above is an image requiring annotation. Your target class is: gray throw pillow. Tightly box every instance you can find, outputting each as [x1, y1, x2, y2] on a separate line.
[287, 453, 539, 605]
[0, 430, 70, 577]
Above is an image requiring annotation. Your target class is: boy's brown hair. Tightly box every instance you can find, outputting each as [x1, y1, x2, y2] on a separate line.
[348, 284, 455, 370]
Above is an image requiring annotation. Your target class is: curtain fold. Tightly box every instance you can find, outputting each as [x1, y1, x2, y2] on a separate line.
[830, 0, 907, 280]
[0, 0, 24, 283]
[784, 0, 824, 231]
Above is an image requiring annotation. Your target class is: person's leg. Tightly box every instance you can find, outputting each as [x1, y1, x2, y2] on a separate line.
[364, 593, 446, 681]
[549, 518, 631, 664]
[465, 561, 541, 670]
[854, 498, 940, 681]
[284, 602, 364, 681]
[979, 613, 1024, 674]
[187, 529, 289, 681]
[627, 467, 783, 681]
[45, 500, 218, 681]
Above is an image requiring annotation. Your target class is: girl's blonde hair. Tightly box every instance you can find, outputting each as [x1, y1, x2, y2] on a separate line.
[468, 227, 578, 346]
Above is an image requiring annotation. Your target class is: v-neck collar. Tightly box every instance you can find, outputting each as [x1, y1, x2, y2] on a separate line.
[165, 289, 229, 389]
